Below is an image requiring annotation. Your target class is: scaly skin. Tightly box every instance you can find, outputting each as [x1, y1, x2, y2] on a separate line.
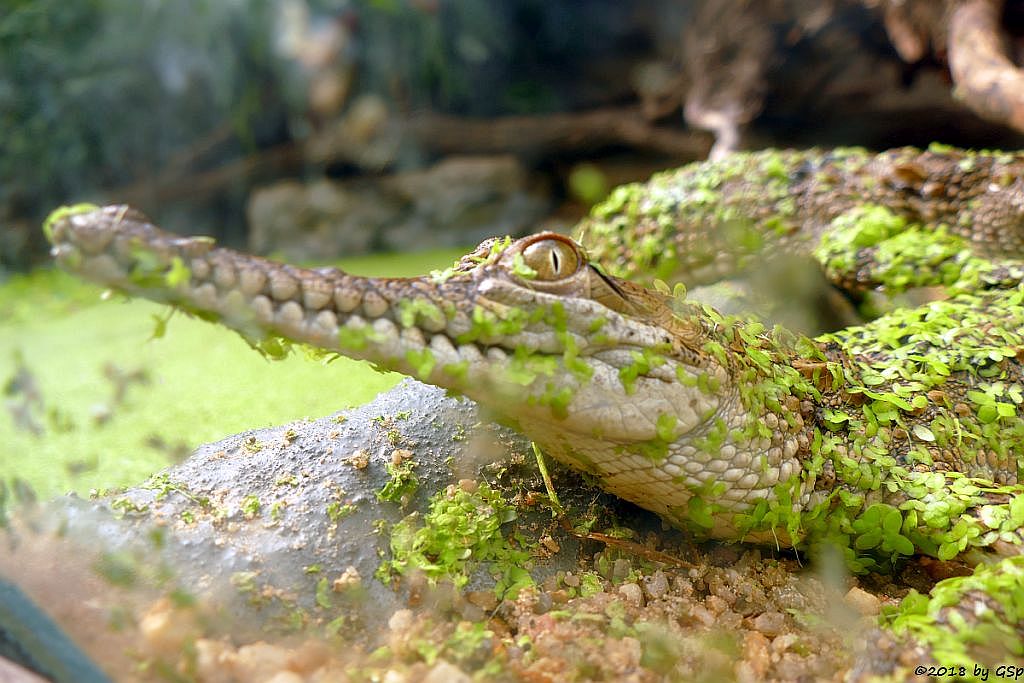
[44, 145, 1024, 660]
[582, 144, 1024, 292]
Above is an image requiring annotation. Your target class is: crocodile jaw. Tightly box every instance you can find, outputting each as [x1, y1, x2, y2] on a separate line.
[47, 205, 791, 537]
[47, 206, 718, 426]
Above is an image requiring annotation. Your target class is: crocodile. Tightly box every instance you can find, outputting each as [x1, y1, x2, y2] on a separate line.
[44, 145, 1024, 661]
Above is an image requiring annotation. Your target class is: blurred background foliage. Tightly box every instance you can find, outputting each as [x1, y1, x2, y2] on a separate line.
[0, 0, 681, 271]
[1, 0, 282, 262]
[8, 0, 1024, 274]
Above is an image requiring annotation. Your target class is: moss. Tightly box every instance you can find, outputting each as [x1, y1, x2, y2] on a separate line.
[395, 298, 445, 329]
[404, 348, 436, 380]
[240, 494, 261, 518]
[886, 556, 1024, 664]
[376, 481, 533, 598]
[326, 501, 356, 523]
[337, 322, 383, 351]
[580, 148, 865, 283]
[376, 460, 419, 504]
[41, 203, 100, 244]
[510, 252, 538, 279]
[535, 383, 574, 419]
[618, 347, 667, 394]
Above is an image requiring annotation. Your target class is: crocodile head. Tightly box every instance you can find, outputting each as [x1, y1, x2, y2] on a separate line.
[47, 205, 802, 537]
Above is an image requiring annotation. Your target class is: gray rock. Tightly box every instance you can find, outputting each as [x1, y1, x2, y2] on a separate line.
[5, 380, 661, 643]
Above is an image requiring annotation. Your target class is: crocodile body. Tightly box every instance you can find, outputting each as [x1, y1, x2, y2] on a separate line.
[582, 145, 1024, 292]
[45, 145, 1024, 657]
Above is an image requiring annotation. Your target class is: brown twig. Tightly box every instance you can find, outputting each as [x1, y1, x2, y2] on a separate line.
[401, 107, 710, 159]
[560, 520, 696, 569]
[948, 0, 1024, 132]
[110, 142, 305, 206]
[111, 107, 709, 209]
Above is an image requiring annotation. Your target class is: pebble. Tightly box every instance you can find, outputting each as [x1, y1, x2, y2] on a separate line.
[690, 604, 716, 627]
[771, 633, 799, 654]
[844, 586, 881, 616]
[641, 570, 669, 600]
[466, 590, 498, 611]
[618, 582, 644, 607]
[264, 673, 304, 683]
[423, 661, 471, 683]
[741, 631, 771, 681]
[705, 594, 729, 615]
[751, 611, 787, 637]
[611, 558, 632, 583]
[388, 609, 413, 633]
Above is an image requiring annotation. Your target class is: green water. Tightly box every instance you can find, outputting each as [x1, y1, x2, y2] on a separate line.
[0, 247, 465, 498]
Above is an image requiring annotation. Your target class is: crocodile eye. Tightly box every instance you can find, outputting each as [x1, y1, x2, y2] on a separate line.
[520, 239, 580, 281]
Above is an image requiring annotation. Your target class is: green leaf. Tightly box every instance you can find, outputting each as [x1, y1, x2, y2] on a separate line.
[854, 527, 882, 550]
[897, 589, 929, 616]
[978, 404, 999, 423]
[889, 534, 915, 556]
[1009, 496, 1024, 527]
[937, 541, 960, 561]
[316, 577, 332, 608]
[165, 257, 191, 287]
[911, 424, 935, 442]
[967, 390, 993, 406]
[149, 313, 169, 340]
[656, 413, 677, 442]
[881, 508, 903, 536]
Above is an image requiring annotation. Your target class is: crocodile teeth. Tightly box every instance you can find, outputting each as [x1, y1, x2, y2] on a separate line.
[430, 334, 457, 360]
[362, 291, 389, 318]
[486, 347, 508, 363]
[269, 272, 299, 301]
[334, 286, 361, 313]
[277, 300, 305, 328]
[190, 258, 211, 281]
[222, 290, 247, 317]
[251, 295, 274, 324]
[302, 280, 333, 310]
[456, 344, 483, 364]
[372, 317, 397, 338]
[213, 262, 237, 289]
[313, 310, 338, 334]
[238, 268, 267, 297]
[401, 326, 426, 348]
[193, 283, 218, 310]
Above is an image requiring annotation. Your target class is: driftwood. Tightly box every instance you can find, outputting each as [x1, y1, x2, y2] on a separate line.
[948, 0, 1024, 132]
[112, 107, 711, 208]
